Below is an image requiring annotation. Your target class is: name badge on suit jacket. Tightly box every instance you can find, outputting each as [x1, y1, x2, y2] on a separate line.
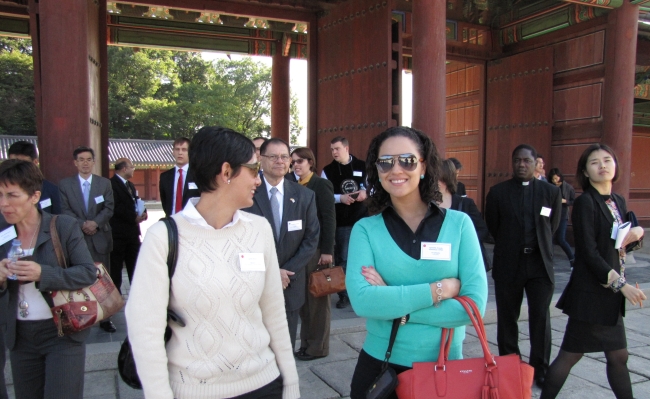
[40, 198, 52, 209]
[95, 195, 105, 204]
[188, 182, 198, 190]
[0, 226, 17, 246]
[288, 220, 302, 232]
[540, 207, 551, 217]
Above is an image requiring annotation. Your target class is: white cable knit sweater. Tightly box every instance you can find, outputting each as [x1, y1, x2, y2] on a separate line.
[125, 211, 300, 399]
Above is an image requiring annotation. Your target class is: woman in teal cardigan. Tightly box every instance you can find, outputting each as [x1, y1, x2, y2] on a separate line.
[347, 127, 488, 399]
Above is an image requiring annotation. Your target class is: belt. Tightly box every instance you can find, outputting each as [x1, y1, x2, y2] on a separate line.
[522, 247, 537, 254]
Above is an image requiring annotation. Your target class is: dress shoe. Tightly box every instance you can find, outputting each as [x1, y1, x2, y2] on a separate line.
[99, 320, 117, 333]
[295, 348, 326, 361]
[336, 296, 350, 309]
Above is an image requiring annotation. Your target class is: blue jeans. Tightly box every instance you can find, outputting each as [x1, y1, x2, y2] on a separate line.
[335, 226, 353, 299]
[554, 217, 574, 261]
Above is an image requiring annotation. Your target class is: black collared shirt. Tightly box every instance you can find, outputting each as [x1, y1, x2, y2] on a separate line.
[382, 202, 446, 260]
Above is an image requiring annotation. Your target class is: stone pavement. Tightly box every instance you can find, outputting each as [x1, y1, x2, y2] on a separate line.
[3, 208, 649, 398]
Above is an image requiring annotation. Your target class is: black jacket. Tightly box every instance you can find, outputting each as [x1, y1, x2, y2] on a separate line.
[109, 175, 141, 239]
[451, 194, 491, 271]
[159, 167, 200, 217]
[305, 174, 336, 255]
[557, 186, 629, 325]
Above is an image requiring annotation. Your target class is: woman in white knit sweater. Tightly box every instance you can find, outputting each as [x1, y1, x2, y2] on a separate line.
[126, 127, 300, 399]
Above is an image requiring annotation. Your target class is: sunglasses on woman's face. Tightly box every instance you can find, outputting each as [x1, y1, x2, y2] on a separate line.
[375, 154, 423, 173]
[241, 161, 261, 175]
[291, 158, 307, 167]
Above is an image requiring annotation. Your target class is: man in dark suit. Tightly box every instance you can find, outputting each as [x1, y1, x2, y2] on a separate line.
[7, 141, 61, 214]
[159, 137, 200, 217]
[109, 158, 147, 294]
[59, 146, 115, 332]
[243, 138, 319, 349]
[485, 144, 562, 387]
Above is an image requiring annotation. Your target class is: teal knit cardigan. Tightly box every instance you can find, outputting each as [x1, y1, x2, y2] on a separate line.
[346, 209, 488, 367]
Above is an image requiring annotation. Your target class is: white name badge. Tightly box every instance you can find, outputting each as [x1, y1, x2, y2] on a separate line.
[40, 198, 52, 209]
[288, 220, 303, 232]
[611, 222, 619, 240]
[540, 207, 551, 217]
[353, 171, 363, 177]
[421, 242, 451, 261]
[0, 226, 17, 246]
[95, 195, 104, 204]
[239, 253, 265, 271]
[188, 182, 198, 190]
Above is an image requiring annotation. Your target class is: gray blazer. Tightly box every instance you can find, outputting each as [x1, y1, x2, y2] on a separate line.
[0, 212, 96, 349]
[243, 178, 320, 311]
[59, 174, 114, 256]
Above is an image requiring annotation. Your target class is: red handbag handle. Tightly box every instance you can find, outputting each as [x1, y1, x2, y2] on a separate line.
[436, 296, 495, 367]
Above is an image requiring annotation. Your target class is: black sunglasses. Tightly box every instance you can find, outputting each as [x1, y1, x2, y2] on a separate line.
[375, 154, 424, 173]
[241, 161, 261, 175]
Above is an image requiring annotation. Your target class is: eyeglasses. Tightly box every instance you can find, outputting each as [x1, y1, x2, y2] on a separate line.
[291, 158, 307, 166]
[241, 161, 261, 175]
[375, 154, 424, 173]
[261, 154, 291, 163]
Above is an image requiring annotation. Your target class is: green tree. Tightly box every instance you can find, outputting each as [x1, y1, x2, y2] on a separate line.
[0, 38, 35, 135]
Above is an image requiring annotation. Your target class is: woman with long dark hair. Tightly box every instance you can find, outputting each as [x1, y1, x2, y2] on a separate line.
[542, 144, 646, 399]
[346, 126, 487, 399]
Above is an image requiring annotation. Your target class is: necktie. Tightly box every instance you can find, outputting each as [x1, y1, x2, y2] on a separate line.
[83, 181, 90, 212]
[270, 187, 281, 237]
[125, 182, 134, 198]
[175, 169, 184, 214]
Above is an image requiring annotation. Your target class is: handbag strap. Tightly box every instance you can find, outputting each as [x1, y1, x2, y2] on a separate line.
[49, 215, 67, 268]
[161, 218, 178, 280]
[380, 318, 402, 371]
[457, 197, 465, 213]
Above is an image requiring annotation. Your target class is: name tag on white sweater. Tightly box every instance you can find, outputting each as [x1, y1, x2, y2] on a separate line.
[239, 253, 265, 271]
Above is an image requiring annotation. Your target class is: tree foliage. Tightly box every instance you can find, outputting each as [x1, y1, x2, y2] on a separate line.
[0, 40, 302, 143]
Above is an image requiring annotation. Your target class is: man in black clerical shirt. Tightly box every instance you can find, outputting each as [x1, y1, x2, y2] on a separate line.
[485, 144, 562, 388]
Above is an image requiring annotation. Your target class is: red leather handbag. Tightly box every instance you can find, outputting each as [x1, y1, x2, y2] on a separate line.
[396, 296, 534, 399]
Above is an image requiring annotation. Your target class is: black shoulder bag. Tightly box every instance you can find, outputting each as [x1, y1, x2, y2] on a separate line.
[118, 218, 183, 390]
[365, 319, 401, 399]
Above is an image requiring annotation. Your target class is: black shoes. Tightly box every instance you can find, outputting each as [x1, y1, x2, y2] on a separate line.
[99, 320, 117, 333]
[294, 348, 326, 361]
[336, 296, 350, 309]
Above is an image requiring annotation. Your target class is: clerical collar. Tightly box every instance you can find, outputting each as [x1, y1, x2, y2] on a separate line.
[522, 181, 530, 186]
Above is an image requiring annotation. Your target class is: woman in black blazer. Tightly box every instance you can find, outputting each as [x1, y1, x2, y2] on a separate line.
[438, 159, 491, 271]
[290, 147, 336, 361]
[542, 144, 646, 399]
[547, 168, 576, 266]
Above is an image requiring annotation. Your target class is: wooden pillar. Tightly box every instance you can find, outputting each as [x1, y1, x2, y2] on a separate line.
[411, 0, 447, 154]
[271, 48, 291, 143]
[603, 0, 638, 199]
[31, 0, 104, 183]
[307, 18, 318, 154]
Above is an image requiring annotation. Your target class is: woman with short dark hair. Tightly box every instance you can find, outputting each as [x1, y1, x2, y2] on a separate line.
[0, 159, 96, 399]
[290, 147, 336, 361]
[126, 127, 300, 399]
[542, 144, 646, 399]
[346, 127, 487, 399]
[546, 168, 576, 267]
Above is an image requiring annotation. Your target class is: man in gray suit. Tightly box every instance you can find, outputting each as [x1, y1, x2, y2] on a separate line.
[59, 146, 115, 332]
[243, 138, 319, 349]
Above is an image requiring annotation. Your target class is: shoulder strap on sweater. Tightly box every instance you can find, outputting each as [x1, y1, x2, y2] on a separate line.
[161, 217, 178, 280]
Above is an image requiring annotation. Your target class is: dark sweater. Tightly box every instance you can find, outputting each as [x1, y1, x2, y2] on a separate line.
[322, 155, 368, 227]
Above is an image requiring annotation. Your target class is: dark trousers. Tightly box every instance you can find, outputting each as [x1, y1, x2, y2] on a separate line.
[286, 308, 300, 351]
[109, 236, 141, 294]
[334, 226, 352, 299]
[553, 218, 574, 261]
[350, 350, 411, 399]
[494, 251, 554, 376]
[299, 249, 331, 356]
[10, 320, 86, 399]
[0, 324, 8, 399]
[230, 376, 283, 399]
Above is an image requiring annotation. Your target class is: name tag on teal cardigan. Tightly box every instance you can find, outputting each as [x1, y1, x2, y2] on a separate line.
[421, 242, 451, 261]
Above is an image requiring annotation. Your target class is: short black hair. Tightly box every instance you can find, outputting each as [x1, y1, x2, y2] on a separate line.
[575, 143, 619, 190]
[536, 154, 544, 160]
[260, 138, 290, 155]
[189, 126, 254, 193]
[366, 126, 442, 214]
[252, 136, 268, 142]
[73, 146, 94, 159]
[331, 136, 349, 147]
[173, 137, 191, 148]
[0, 159, 43, 196]
[8, 141, 38, 160]
[547, 167, 563, 183]
[448, 157, 462, 171]
[511, 144, 537, 160]
[440, 159, 457, 195]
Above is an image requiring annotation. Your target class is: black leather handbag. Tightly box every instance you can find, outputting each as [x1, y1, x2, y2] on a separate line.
[118, 218, 182, 389]
[366, 319, 401, 399]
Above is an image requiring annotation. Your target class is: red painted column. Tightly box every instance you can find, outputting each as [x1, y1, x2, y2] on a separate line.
[32, 0, 104, 183]
[603, 0, 638, 200]
[411, 0, 447, 155]
[271, 48, 291, 143]
[307, 18, 318, 155]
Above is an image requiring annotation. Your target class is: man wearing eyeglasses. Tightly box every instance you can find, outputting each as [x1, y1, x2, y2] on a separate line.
[321, 136, 368, 309]
[244, 138, 319, 351]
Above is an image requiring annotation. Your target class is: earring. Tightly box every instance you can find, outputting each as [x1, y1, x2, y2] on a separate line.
[420, 175, 425, 180]
[227, 180, 231, 185]
[378, 178, 381, 182]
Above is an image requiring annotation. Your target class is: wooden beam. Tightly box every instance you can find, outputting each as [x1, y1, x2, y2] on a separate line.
[638, 38, 650, 65]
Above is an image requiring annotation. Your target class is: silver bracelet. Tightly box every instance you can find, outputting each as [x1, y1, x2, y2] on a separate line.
[610, 276, 627, 293]
[434, 282, 443, 307]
